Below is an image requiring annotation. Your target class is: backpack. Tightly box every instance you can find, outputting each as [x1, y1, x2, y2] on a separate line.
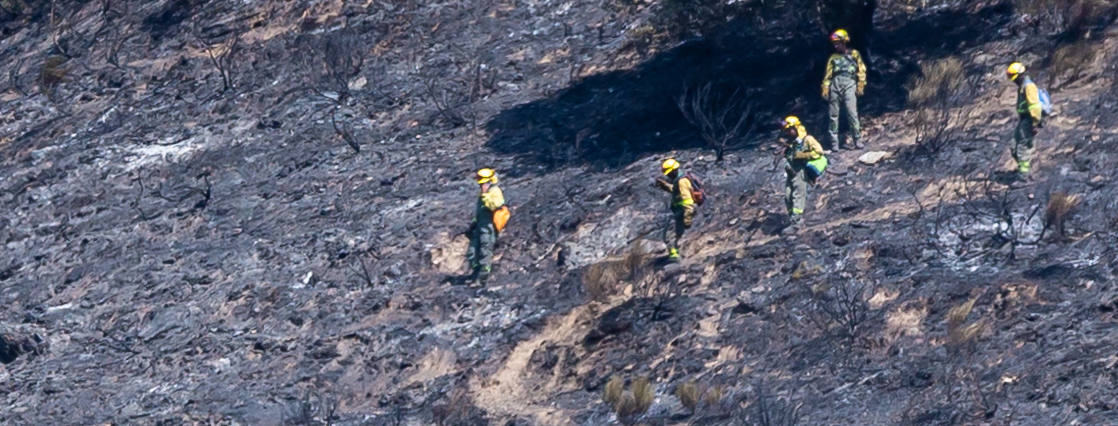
[806, 156, 829, 181]
[684, 173, 705, 206]
[1038, 87, 1053, 116]
[1025, 77, 1053, 116]
[493, 205, 511, 233]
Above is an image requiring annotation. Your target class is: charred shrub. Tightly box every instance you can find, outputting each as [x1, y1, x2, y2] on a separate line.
[905, 57, 973, 156]
[751, 381, 801, 426]
[432, 389, 487, 426]
[807, 280, 869, 345]
[0, 0, 36, 23]
[653, 0, 746, 39]
[282, 389, 338, 426]
[677, 81, 757, 161]
[298, 28, 368, 102]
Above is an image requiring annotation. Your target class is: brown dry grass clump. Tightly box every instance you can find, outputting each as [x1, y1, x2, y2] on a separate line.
[39, 55, 67, 90]
[907, 57, 966, 108]
[1048, 41, 1098, 88]
[582, 243, 649, 301]
[1045, 192, 1081, 237]
[602, 375, 655, 423]
[906, 56, 970, 154]
[675, 380, 726, 416]
[946, 297, 987, 352]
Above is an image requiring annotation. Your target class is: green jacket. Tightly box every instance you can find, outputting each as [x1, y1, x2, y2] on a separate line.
[474, 184, 505, 226]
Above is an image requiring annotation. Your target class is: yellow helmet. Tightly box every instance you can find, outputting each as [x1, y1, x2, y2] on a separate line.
[782, 116, 801, 129]
[661, 158, 680, 175]
[830, 29, 850, 43]
[476, 168, 497, 184]
[1006, 62, 1026, 81]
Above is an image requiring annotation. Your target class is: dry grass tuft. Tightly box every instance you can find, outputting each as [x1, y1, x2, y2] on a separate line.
[703, 385, 725, 406]
[946, 297, 977, 330]
[582, 243, 649, 301]
[676, 381, 700, 412]
[946, 297, 987, 351]
[907, 57, 966, 108]
[583, 261, 620, 301]
[603, 376, 655, 423]
[631, 377, 654, 415]
[1045, 191, 1081, 237]
[603, 375, 624, 406]
[39, 55, 67, 90]
[675, 381, 726, 416]
[1048, 41, 1098, 88]
[906, 56, 971, 155]
[791, 260, 823, 280]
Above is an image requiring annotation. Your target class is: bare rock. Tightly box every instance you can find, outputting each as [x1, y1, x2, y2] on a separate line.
[858, 151, 891, 165]
[0, 326, 47, 364]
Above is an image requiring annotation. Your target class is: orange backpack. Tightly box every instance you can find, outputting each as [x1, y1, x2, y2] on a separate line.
[493, 206, 511, 233]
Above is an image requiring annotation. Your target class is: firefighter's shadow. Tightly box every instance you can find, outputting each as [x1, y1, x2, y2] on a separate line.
[483, 2, 1015, 174]
[757, 212, 789, 237]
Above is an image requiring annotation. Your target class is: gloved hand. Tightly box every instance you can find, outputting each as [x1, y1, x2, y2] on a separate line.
[682, 206, 695, 228]
[1034, 119, 1044, 130]
[821, 85, 830, 99]
[654, 178, 672, 192]
[856, 82, 865, 96]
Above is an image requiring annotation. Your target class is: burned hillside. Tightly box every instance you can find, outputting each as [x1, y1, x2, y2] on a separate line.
[1, 0, 1117, 424]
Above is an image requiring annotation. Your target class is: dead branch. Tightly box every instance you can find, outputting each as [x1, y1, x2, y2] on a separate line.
[331, 106, 361, 153]
[195, 33, 239, 92]
[677, 82, 756, 161]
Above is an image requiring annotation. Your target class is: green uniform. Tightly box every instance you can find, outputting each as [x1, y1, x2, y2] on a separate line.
[467, 183, 504, 283]
[1014, 76, 1043, 173]
[823, 50, 867, 150]
[656, 175, 695, 260]
[784, 131, 825, 222]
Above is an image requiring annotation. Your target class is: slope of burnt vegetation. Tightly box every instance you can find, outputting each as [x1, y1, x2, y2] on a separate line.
[1, 0, 1116, 424]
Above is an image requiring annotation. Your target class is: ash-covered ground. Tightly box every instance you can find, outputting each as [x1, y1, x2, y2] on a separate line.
[1, 0, 1116, 424]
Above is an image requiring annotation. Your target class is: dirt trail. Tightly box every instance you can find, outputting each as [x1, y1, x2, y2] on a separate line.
[469, 301, 603, 424]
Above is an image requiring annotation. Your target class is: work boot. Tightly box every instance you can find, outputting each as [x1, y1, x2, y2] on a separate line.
[473, 266, 491, 287]
[787, 214, 803, 231]
[667, 248, 681, 263]
[1015, 161, 1033, 183]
